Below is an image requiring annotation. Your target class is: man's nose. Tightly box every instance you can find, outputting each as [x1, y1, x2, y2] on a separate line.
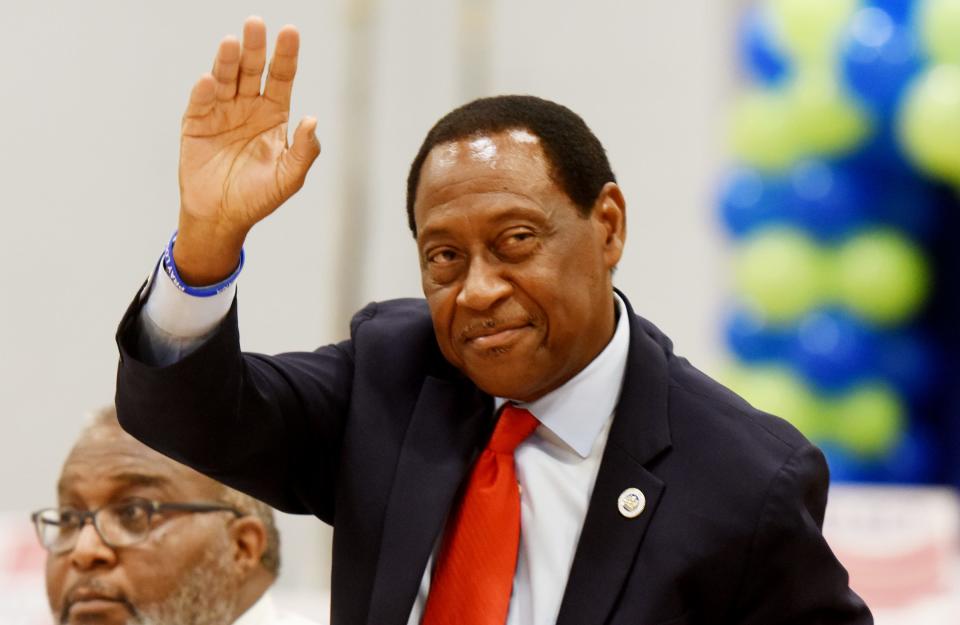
[68, 522, 117, 570]
[457, 256, 512, 311]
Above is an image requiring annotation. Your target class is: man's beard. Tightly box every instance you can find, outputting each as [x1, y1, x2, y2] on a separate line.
[132, 539, 240, 625]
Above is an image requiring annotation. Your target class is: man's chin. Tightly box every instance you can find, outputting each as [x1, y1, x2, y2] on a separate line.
[465, 366, 548, 403]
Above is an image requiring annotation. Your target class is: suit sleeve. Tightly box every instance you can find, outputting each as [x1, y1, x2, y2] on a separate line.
[115, 288, 370, 523]
[730, 444, 873, 625]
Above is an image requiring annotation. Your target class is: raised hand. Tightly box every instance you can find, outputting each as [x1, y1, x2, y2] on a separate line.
[174, 17, 321, 285]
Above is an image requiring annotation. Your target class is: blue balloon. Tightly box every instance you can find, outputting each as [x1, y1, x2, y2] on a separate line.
[870, 173, 943, 242]
[867, 0, 915, 24]
[790, 309, 877, 392]
[840, 143, 946, 241]
[847, 119, 914, 174]
[880, 422, 939, 483]
[738, 6, 790, 85]
[786, 160, 869, 241]
[841, 6, 924, 114]
[877, 330, 940, 400]
[718, 167, 789, 238]
[725, 307, 791, 362]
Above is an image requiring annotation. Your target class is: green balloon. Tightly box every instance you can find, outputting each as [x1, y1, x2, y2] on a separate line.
[786, 70, 870, 156]
[734, 228, 828, 323]
[920, 0, 960, 65]
[827, 383, 904, 457]
[897, 65, 960, 185]
[769, 0, 859, 64]
[726, 365, 824, 438]
[730, 90, 803, 171]
[835, 229, 931, 325]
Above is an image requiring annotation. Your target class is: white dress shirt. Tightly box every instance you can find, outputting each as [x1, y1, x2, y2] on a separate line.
[234, 593, 323, 625]
[140, 266, 631, 625]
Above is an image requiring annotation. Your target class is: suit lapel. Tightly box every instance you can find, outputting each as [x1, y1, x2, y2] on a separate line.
[557, 293, 673, 625]
[557, 453, 665, 625]
[365, 375, 492, 625]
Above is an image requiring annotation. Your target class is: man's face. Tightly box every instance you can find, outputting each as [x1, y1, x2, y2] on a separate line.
[45, 424, 240, 625]
[414, 130, 625, 401]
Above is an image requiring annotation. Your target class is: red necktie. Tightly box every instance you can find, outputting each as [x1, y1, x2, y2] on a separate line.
[422, 404, 540, 625]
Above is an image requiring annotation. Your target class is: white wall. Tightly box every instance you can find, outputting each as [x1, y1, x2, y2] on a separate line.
[0, 0, 736, 597]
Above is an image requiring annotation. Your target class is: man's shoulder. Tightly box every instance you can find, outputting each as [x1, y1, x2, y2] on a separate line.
[347, 298, 437, 349]
[668, 353, 811, 460]
[626, 311, 831, 552]
[345, 298, 455, 378]
[630, 311, 816, 479]
[350, 298, 432, 332]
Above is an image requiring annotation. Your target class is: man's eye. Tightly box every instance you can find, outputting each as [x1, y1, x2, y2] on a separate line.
[113, 502, 150, 530]
[118, 504, 145, 519]
[499, 231, 537, 255]
[428, 249, 459, 264]
[59, 510, 82, 526]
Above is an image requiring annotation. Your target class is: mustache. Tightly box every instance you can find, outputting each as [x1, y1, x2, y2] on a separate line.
[459, 314, 537, 341]
[60, 578, 137, 624]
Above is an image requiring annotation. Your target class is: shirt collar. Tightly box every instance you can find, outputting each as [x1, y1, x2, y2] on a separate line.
[495, 293, 631, 458]
[233, 592, 276, 625]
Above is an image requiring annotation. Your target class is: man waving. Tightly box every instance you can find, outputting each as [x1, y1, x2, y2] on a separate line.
[117, 17, 872, 625]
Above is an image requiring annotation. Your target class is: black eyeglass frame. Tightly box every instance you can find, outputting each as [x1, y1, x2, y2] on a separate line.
[30, 497, 244, 554]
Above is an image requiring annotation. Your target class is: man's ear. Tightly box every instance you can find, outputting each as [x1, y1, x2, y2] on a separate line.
[228, 516, 268, 574]
[593, 182, 626, 270]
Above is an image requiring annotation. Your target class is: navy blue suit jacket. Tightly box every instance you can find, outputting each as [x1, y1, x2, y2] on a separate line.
[115, 289, 871, 625]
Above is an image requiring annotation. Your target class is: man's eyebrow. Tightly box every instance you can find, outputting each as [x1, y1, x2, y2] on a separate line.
[110, 472, 172, 489]
[56, 472, 171, 500]
[417, 224, 455, 244]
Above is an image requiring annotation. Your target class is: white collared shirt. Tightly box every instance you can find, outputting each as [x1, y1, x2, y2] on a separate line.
[233, 593, 323, 625]
[140, 270, 631, 625]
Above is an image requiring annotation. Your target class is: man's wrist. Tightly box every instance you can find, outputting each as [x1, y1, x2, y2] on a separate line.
[162, 231, 244, 297]
[172, 216, 248, 285]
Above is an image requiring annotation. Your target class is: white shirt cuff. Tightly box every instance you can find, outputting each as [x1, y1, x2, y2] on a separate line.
[143, 262, 235, 339]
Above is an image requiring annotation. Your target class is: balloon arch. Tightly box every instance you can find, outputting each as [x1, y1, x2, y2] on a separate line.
[720, 0, 960, 486]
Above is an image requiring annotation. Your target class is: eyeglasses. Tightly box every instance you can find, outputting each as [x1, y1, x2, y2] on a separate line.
[31, 498, 243, 555]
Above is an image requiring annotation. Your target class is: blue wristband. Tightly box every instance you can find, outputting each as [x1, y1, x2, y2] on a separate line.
[161, 231, 244, 298]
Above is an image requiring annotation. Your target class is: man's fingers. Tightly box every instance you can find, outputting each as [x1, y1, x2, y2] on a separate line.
[238, 16, 267, 97]
[263, 25, 300, 106]
[184, 73, 217, 119]
[280, 116, 321, 193]
[212, 36, 241, 101]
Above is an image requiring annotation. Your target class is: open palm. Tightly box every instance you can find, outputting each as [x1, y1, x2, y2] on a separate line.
[175, 17, 320, 283]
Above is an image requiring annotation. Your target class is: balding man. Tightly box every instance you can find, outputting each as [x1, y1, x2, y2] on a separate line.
[33, 406, 320, 625]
